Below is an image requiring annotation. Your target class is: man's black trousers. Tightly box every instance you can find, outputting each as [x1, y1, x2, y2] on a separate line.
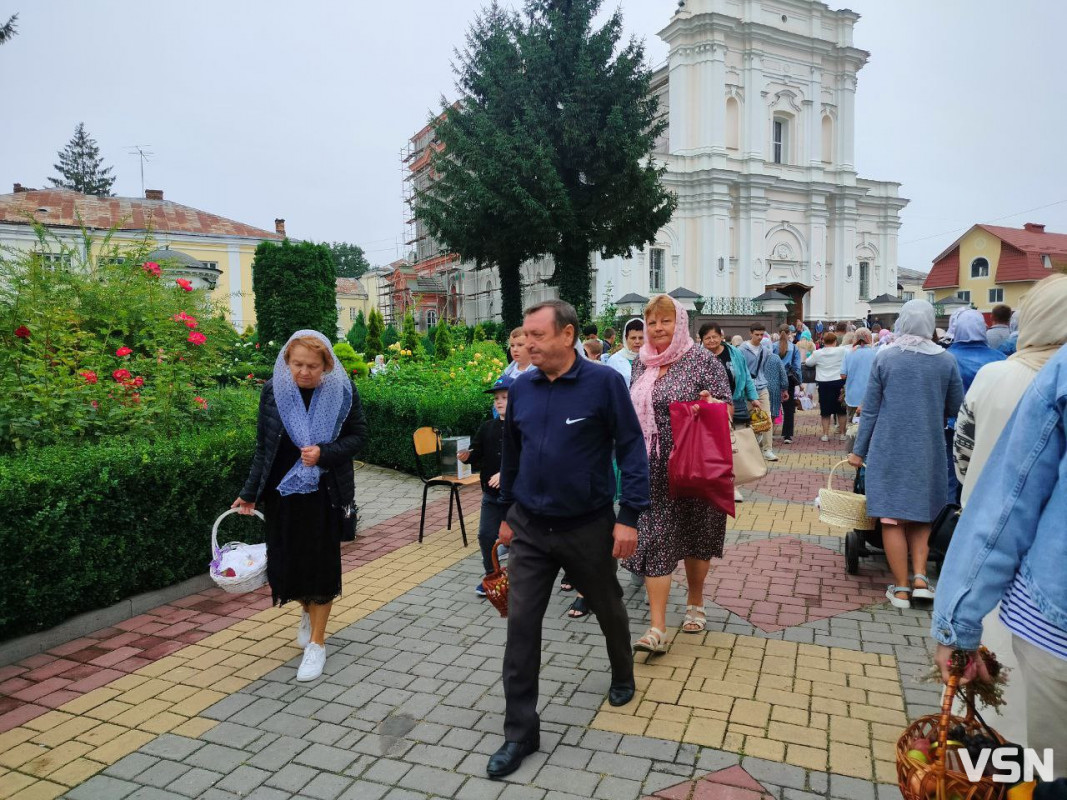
[502, 503, 634, 743]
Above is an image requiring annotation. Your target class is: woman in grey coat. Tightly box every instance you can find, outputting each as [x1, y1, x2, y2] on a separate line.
[848, 301, 963, 610]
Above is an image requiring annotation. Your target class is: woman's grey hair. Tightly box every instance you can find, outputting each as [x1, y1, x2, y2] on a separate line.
[524, 299, 579, 345]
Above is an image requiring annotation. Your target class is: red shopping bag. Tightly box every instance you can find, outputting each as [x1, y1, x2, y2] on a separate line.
[667, 400, 736, 517]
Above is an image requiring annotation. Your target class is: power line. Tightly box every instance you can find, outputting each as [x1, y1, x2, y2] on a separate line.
[902, 198, 1067, 246]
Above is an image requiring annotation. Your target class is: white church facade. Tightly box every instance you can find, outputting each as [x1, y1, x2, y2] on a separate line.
[593, 0, 908, 322]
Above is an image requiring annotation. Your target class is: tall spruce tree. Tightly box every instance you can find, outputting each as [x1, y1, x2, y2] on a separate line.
[415, 3, 565, 331]
[416, 0, 675, 324]
[48, 123, 116, 196]
[0, 14, 18, 45]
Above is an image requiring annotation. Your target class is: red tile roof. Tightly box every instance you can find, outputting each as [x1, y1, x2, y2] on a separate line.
[335, 277, 367, 297]
[0, 189, 282, 241]
[924, 222, 1067, 289]
[924, 246, 959, 290]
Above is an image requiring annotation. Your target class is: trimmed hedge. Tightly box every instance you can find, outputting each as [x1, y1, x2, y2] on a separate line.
[0, 422, 257, 641]
[357, 380, 489, 474]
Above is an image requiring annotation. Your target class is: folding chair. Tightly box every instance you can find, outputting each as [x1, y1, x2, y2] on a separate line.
[412, 426, 477, 545]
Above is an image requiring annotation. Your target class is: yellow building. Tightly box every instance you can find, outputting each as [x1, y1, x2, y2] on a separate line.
[335, 277, 371, 338]
[0, 185, 284, 329]
[923, 222, 1067, 312]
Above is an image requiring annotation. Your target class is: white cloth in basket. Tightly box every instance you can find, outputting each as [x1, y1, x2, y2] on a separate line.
[214, 543, 266, 579]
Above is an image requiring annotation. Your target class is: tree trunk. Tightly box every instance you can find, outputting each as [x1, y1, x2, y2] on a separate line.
[497, 255, 524, 332]
[552, 236, 593, 323]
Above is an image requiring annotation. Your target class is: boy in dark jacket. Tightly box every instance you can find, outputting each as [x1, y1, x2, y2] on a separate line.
[459, 374, 512, 596]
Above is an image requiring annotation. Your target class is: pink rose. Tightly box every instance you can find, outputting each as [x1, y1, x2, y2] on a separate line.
[116, 346, 132, 357]
[187, 331, 207, 346]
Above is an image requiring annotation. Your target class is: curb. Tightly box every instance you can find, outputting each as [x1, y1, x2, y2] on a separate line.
[0, 572, 214, 668]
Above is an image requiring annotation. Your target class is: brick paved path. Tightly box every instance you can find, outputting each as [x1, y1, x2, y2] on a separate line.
[0, 413, 942, 800]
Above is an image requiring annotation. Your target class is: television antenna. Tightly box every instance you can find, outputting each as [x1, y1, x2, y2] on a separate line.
[127, 145, 154, 197]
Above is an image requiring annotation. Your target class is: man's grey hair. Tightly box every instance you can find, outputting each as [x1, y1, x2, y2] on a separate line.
[524, 299, 579, 345]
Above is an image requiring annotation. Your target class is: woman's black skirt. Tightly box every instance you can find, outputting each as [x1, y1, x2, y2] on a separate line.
[817, 379, 846, 418]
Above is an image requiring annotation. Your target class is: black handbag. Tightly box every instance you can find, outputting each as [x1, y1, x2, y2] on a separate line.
[732, 396, 751, 426]
[801, 363, 816, 383]
[929, 503, 961, 557]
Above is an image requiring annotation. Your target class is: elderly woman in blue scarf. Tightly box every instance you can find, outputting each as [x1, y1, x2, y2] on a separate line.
[943, 310, 1006, 504]
[233, 330, 367, 682]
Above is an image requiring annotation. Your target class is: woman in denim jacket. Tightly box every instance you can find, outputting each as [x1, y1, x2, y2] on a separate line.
[933, 344, 1067, 766]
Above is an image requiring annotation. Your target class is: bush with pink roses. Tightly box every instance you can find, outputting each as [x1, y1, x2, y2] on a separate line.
[0, 224, 257, 451]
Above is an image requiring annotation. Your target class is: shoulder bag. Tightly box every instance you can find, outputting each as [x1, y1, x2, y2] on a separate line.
[731, 425, 767, 486]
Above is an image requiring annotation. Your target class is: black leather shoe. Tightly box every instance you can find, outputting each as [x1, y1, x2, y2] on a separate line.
[486, 737, 539, 779]
[608, 680, 636, 707]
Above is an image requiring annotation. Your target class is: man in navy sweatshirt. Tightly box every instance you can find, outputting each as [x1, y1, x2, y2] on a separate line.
[486, 300, 650, 780]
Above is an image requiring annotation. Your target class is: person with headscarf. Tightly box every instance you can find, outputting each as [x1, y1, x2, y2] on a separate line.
[943, 309, 1007, 503]
[841, 327, 877, 417]
[935, 334, 1067, 766]
[626, 295, 732, 652]
[848, 300, 964, 609]
[874, 329, 893, 349]
[606, 318, 644, 385]
[948, 273, 1067, 745]
[233, 331, 368, 682]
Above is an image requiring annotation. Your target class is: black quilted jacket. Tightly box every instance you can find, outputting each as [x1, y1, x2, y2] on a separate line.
[239, 379, 367, 510]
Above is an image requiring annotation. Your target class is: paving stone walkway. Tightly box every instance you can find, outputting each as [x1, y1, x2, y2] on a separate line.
[0, 412, 941, 800]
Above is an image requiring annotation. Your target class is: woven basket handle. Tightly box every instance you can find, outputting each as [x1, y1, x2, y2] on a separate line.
[491, 538, 506, 573]
[933, 673, 961, 776]
[827, 459, 859, 490]
[212, 508, 265, 556]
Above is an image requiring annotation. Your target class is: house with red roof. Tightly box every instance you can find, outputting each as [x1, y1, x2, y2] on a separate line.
[0, 184, 285, 330]
[923, 222, 1067, 312]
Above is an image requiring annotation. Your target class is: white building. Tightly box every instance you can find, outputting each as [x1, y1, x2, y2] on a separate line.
[594, 0, 908, 322]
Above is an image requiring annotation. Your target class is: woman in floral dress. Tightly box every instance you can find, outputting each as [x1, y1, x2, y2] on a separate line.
[625, 295, 732, 652]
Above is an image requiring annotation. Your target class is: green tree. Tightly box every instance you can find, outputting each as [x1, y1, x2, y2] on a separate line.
[416, 0, 674, 324]
[48, 122, 116, 197]
[401, 309, 420, 355]
[328, 242, 370, 278]
[415, 3, 565, 331]
[346, 309, 368, 351]
[0, 14, 18, 45]
[251, 239, 337, 354]
[364, 309, 384, 360]
[433, 319, 453, 360]
[383, 324, 399, 348]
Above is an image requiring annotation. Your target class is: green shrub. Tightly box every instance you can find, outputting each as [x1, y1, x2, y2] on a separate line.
[358, 340, 505, 472]
[0, 225, 247, 453]
[0, 389, 259, 640]
[346, 310, 368, 352]
[382, 324, 399, 347]
[433, 320, 453, 360]
[251, 239, 337, 359]
[332, 340, 368, 379]
[364, 309, 384, 360]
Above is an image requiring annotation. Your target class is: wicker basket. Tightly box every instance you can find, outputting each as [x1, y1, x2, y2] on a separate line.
[482, 538, 509, 617]
[896, 673, 1007, 800]
[818, 459, 875, 530]
[750, 407, 772, 433]
[210, 508, 268, 594]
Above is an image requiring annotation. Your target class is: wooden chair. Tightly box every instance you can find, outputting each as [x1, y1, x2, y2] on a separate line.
[412, 426, 478, 545]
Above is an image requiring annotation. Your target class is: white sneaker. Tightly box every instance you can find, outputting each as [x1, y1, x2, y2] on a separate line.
[296, 611, 311, 648]
[296, 642, 326, 682]
[838, 434, 849, 441]
[763, 450, 778, 462]
[820, 435, 830, 442]
[734, 488, 744, 502]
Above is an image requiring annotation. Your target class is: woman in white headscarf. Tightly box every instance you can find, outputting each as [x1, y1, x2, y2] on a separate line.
[848, 301, 964, 609]
[948, 273, 1067, 745]
[233, 331, 367, 681]
[606, 318, 644, 385]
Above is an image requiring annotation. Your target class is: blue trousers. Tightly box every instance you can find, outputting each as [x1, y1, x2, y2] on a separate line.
[478, 496, 508, 577]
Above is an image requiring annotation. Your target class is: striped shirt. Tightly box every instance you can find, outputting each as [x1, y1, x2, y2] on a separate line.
[1000, 574, 1067, 659]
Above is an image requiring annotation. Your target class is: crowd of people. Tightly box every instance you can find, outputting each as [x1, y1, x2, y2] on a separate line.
[227, 284, 1066, 783]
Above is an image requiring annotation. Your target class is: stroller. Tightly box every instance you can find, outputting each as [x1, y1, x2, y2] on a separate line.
[844, 466, 957, 575]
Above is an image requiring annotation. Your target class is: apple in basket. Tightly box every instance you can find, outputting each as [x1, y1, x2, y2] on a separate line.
[220, 568, 237, 577]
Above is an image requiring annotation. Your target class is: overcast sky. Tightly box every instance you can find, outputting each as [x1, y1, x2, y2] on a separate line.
[1, 1, 1064, 273]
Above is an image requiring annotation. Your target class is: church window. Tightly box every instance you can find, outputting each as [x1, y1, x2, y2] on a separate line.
[971, 257, 989, 278]
[649, 248, 665, 292]
[821, 115, 833, 163]
[425, 309, 438, 328]
[725, 97, 740, 150]
[858, 261, 870, 300]
[772, 118, 787, 164]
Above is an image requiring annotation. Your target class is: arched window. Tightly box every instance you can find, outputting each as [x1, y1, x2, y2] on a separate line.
[725, 96, 740, 151]
[425, 309, 438, 328]
[821, 115, 833, 163]
[971, 257, 989, 278]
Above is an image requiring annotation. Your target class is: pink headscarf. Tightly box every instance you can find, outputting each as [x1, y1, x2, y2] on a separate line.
[631, 295, 693, 455]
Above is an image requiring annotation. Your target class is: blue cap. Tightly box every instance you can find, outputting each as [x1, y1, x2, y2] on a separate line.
[484, 374, 514, 394]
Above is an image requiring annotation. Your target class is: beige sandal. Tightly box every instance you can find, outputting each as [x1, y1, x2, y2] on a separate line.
[682, 605, 706, 634]
[633, 626, 666, 654]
